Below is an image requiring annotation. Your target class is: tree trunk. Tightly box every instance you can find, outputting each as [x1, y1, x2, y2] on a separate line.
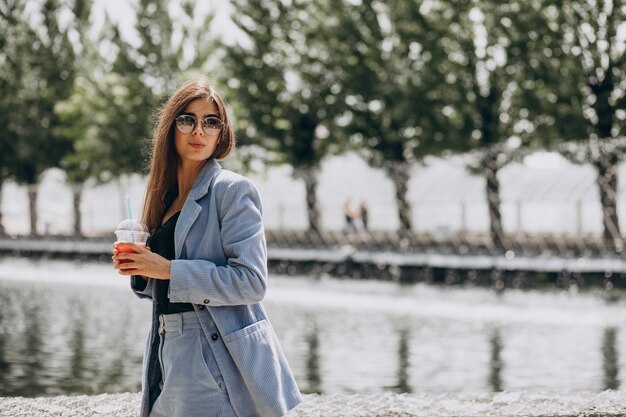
[0, 180, 5, 235]
[602, 327, 619, 390]
[387, 162, 413, 234]
[595, 155, 621, 252]
[305, 325, 322, 394]
[489, 329, 503, 392]
[484, 151, 505, 250]
[301, 168, 321, 234]
[396, 328, 411, 393]
[28, 184, 38, 236]
[72, 183, 83, 237]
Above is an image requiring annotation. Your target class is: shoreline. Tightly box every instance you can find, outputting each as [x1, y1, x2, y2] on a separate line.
[2, 234, 626, 291]
[2, 391, 626, 417]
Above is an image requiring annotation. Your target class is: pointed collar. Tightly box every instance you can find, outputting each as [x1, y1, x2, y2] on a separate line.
[188, 158, 222, 201]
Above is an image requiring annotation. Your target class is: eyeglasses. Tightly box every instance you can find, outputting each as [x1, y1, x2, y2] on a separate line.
[174, 115, 224, 135]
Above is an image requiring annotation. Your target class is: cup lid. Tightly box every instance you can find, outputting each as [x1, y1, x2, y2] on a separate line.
[116, 219, 149, 232]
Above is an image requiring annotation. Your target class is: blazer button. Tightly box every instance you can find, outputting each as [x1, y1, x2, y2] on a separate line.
[203, 299, 210, 304]
[197, 305, 205, 310]
[211, 333, 219, 341]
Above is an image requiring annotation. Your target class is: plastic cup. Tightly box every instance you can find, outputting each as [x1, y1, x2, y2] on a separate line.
[115, 219, 150, 264]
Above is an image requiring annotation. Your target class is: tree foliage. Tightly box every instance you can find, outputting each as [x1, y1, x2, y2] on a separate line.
[318, 0, 465, 232]
[533, 0, 626, 249]
[224, 0, 349, 231]
[1, 0, 74, 185]
[1, 0, 625, 242]
[330, 0, 463, 165]
[0, 0, 76, 234]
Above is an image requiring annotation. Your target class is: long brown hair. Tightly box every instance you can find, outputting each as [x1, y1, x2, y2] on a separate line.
[142, 77, 235, 232]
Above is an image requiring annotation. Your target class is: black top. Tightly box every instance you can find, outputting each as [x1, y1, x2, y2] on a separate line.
[149, 211, 195, 315]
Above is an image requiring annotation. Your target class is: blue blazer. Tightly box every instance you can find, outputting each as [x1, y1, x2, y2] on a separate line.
[132, 158, 302, 417]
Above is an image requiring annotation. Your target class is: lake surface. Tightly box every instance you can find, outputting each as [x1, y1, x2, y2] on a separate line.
[1, 256, 626, 397]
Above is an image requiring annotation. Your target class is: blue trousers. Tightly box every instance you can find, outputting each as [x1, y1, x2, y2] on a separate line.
[149, 311, 238, 417]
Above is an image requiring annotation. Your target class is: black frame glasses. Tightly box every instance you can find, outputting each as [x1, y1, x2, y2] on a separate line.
[174, 115, 224, 135]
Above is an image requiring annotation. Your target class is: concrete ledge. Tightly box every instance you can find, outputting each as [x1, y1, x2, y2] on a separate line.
[4, 235, 626, 274]
[2, 391, 626, 417]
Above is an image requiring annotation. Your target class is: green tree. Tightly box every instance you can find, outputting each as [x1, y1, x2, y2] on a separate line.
[56, 2, 218, 236]
[2, 0, 75, 235]
[434, 0, 564, 249]
[0, 0, 30, 234]
[56, 12, 159, 234]
[55, 73, 126, 235]
[224, 0, 346, 233]
[57, 3, 183, 233]
[326, 0, 462, 234]
[56, 12, 151, 234]
[538, 0, 626, 251]
[52, 0, 95, 236]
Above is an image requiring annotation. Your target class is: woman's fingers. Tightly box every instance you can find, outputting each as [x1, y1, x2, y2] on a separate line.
[117, 259, 139, 273]
[112, 253, 140, 272]
[112, 243, 149, 263]
[111, 248, 169, 280]
[115, 253, 149, 272]
[112, 243, 153, 277]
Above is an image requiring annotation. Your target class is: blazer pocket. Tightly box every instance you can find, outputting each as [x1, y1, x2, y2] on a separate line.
[223, 320, 301, 417]
[223, 320, 268, 344]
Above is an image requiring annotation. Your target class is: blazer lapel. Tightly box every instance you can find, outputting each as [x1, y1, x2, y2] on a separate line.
[175, 159, 222, 259]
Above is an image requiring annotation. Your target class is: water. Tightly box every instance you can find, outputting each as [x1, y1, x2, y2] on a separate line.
[1, 256, 626, 397]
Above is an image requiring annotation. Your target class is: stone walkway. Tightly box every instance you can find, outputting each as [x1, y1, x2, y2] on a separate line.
[2, 391, 626, 417]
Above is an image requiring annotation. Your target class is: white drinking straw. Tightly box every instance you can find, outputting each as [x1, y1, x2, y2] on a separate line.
[126, 195, 135, 241]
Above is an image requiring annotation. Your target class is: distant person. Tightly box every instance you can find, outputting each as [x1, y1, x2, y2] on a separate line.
[360, 199, 369, 232]
[112, 77, 301, 417]
[344, 198, 358, 234]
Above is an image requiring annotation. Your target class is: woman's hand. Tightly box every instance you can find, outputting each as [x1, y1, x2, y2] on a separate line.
[112, 242, 171, 280]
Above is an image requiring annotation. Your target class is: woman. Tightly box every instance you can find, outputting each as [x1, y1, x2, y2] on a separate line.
[112, 77, 302, 417]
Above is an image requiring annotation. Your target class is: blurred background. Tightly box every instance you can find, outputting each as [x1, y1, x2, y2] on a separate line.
[1, 0, 626, 401]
